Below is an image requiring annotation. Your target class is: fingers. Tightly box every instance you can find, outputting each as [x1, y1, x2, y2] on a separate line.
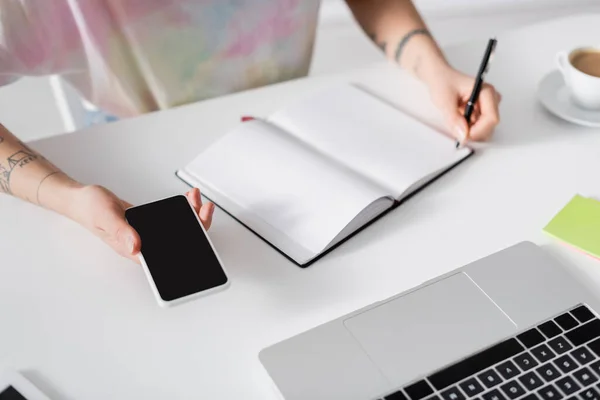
[433, 87, 470, 143]
[103, 206, 141, 257]
[185, 188, 203, 214]
[468, 84, 501, 141]
[186, 188, 214, 230]
[444, 110, 470, 145]
[200, 202, 215, 230]
[106, 236, 141, 263]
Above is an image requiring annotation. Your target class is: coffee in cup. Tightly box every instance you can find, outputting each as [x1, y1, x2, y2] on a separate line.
[556, 47, 600, 110]
[571, 50, 600, 77]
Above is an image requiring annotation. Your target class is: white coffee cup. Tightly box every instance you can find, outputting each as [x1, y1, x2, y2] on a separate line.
[556, 47, 600, 110]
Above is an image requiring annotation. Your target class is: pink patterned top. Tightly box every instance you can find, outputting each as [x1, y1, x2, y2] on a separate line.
[0, 0, 321, 117]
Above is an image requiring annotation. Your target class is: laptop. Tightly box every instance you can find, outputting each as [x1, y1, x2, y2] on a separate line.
[259, 242, 600, 400]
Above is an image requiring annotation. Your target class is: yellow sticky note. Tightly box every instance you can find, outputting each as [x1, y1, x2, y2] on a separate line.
[543, 194, 600, 259]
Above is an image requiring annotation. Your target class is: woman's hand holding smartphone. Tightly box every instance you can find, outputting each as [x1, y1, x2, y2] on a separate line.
[125, 192, 229, 307]
[68, 186, 214, 264]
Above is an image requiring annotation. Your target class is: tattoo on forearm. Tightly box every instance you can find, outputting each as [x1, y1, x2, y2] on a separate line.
[0, 166, 8, 193]
[10, 150, 37, 168]
[368, 33, 387, 54]
[0, 149, 38, 194]
[394, 28, 431, 64]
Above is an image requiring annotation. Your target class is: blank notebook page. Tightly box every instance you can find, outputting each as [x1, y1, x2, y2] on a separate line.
[183, 120, 390, 259]
[269, 84, 472, 199]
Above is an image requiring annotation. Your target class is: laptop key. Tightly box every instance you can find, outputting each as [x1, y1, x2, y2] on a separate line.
[515, 353, 539, 371]
[405, 380, 434, 400]
[589, 360, 600, 375]
[538, 384, 563, 400]
[440, 386, 465, 400]
[500, 380, 526, 399]
[536, 363, 561, 382]
[572, 347, 596, 365]
[573, 367, 599, 386]
[548, 337, 573, 355]
[572, 306, 595, 323]
[497, 361, 520, 380]
[580, 388, 600, 400]
[556, 313, 580, 331]
[479, 370, 503, 388]
[518, 329, 546, 348]
[539, 321, 563, 339]
[460, 378, 484, 397]
[555, 376, 580, 396]
[482, 389, 506, 400]
[554, 355, 579, 373]
[519, 371, 545, 391]
[566, 320, 600, 346]
[588, 339, 600, 357]
[532, 345, 557, 363]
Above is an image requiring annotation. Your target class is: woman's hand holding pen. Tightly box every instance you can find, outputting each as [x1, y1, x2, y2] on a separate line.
[427, 64, 501, 146]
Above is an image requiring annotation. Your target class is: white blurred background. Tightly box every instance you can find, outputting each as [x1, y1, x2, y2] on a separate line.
[2, 0, 599, 141]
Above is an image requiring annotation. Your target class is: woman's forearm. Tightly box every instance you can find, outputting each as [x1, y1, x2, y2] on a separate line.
[346, 0, 449, 83]
[0, 124, 81, 216]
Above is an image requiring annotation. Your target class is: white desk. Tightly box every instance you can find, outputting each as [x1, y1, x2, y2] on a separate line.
[2, 14, 600, 400]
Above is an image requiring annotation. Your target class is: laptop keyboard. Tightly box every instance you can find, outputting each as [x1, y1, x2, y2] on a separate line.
[378, 305, 600, 400]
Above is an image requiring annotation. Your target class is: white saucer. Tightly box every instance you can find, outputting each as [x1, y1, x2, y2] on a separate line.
[537, 70, 600, 127]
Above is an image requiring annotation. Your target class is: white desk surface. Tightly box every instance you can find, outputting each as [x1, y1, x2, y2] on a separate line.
[2, 14, 600, 400]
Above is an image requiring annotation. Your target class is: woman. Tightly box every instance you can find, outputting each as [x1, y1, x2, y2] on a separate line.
[0, 0, 500, 261]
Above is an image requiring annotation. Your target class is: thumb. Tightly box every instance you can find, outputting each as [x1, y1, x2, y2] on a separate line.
[105, 211, 141, 256]
[449, 113, 469, 143]
[434, 89, 470, 142]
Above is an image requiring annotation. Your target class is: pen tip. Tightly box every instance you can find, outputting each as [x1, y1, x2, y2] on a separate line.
[455, 141, 460, 149]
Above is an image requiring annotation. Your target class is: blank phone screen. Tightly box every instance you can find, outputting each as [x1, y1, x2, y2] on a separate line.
[126, 195, 228, 301]
[0, 387, 27, 400]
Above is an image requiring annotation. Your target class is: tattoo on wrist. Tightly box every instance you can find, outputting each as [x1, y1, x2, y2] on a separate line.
[394, 28, 431, 64]
[36, 171, 61, 205]
[0, 149, 39, 194]
[368, 33, 387, 54]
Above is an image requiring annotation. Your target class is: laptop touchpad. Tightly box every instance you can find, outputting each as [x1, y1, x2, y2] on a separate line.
[344, 272, 516, 387]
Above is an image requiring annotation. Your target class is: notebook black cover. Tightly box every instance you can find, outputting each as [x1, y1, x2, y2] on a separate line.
[176, 150, 474, 268]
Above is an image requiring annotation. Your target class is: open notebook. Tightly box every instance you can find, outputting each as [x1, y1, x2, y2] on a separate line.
[177, 84, 473, 266]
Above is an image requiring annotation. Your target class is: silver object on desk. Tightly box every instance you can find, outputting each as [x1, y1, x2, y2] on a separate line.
[260, 242, 600, 400]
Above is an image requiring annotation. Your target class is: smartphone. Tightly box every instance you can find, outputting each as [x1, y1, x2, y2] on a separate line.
[125, 195, 229, 307]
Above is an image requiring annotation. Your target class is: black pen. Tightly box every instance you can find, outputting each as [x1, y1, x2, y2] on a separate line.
[456, 38, 497, 148]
